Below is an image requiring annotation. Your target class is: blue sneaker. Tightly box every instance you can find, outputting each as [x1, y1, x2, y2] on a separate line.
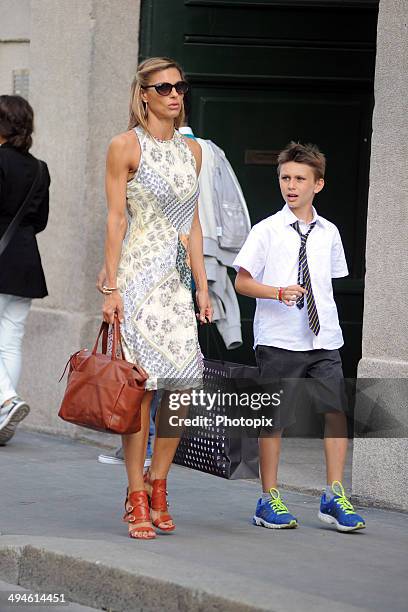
[318, 481, 366, 532]
[253, 488, 298, 529]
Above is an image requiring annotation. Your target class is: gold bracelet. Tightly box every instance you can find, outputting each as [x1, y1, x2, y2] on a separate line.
[102, 285, 118, 292]
[275, 288, 280, 300]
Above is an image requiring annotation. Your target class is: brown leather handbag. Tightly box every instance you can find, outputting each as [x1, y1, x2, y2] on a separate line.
[58, 317, 148, 434]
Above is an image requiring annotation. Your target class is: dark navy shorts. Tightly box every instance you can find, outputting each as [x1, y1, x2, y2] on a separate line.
[255, 346, 348, 430]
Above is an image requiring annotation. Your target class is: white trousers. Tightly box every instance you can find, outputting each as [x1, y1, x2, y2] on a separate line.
[0, 293, 31, 406]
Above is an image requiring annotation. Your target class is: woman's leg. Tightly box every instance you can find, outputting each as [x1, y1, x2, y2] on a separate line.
[0, 294, 31, 406]
[146, 390, 187, 529]
[122, 390, 155, 537]
[122, 390, 154, 490]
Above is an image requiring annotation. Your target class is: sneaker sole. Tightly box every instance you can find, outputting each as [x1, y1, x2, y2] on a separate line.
[0, 403, 30, 445]
[97, 455, 125, 465]
[318, 511, 366, 532]
[253, 515, 298, 529]
[97, 456, 152, 469]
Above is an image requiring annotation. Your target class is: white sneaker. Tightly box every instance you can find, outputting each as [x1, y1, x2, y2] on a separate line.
[97, 452, 124, 465]
[97, 450, 151, 469]
[0, 397, 30, 445]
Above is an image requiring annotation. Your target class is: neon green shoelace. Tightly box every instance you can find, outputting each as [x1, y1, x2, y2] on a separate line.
[332, 480, 356, 515]
[268, 488, 290, 515]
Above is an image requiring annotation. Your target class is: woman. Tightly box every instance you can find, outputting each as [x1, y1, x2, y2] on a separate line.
[102, 57, 212, 539]
[0, 95, 50, 445]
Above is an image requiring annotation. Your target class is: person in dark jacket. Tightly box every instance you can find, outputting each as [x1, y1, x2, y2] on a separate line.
[0, 95, 50, 445]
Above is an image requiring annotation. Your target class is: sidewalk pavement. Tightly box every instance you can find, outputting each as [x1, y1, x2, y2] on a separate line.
[0, 431, 407, 612]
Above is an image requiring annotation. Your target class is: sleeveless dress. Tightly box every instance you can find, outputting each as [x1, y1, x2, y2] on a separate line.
[117, 126, 203, 390]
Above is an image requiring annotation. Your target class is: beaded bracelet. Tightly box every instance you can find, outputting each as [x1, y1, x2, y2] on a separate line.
[278, 287, 283, 302]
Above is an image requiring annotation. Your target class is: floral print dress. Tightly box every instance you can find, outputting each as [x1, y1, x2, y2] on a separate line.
[117, 126, 203, 390]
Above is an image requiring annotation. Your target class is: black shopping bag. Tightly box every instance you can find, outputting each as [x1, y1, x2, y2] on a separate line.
[173, 359, 260, 479]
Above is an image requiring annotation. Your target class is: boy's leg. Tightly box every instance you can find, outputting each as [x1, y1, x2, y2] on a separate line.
[255, 345, 307, 485]
[253, 346, 306, 529]
[307, 350, 349, 485]
[324, 411, 348, 483]
[259, 430, 282, 490]
[307, 350, 366, 531]
[254, 428, 297, 529]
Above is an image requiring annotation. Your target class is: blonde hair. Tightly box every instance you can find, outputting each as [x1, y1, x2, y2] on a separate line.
[128, 57, 186, 133]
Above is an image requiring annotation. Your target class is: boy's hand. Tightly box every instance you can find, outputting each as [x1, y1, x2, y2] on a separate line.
[281, 284, 306, 307]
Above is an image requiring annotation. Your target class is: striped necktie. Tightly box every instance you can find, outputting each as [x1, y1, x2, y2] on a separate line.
[291, 220, 320, 336]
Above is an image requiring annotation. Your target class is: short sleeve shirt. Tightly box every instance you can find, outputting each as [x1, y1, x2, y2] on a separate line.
[233, 204, 348, 351]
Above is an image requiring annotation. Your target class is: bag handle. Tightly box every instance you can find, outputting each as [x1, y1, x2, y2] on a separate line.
[92, 322, 108, 355]
[92, 317, 125, 360]
[0, 159, 43, 258]
[59, 318, 126, 382]
[203, 321, 225, 362]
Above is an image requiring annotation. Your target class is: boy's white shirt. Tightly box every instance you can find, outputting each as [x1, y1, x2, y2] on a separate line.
[233, 204, 348, 351]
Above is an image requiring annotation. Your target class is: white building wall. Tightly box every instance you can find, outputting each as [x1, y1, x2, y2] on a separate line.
[353, 0, 408, 510]
[0, 0, 30, 96]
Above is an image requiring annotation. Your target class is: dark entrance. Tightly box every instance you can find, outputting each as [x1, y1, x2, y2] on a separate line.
[140, 0, 379, 377]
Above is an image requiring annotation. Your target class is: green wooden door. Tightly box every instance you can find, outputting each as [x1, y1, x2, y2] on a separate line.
[140, 0, 378, 377]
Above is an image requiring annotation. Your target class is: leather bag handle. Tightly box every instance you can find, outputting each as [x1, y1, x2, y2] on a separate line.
[93, 317, 125, 360]
[92, 322, 108, 355]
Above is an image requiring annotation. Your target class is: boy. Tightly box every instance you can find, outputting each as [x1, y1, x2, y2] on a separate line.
[233, 142, 365, 532]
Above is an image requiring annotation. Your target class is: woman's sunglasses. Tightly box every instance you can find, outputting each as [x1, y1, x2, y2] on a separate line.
[142, 81, 189, 96]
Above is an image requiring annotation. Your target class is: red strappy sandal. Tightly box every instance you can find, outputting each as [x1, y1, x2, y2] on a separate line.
[123, 489, 156, 540]
[144, 473, 176, 532]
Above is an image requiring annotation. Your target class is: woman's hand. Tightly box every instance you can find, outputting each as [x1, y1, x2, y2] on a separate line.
[96, 265, 106, 293]
[195, 289, 213, 324]
[102, 292, 124, 324]
[280, 284, 306, 307]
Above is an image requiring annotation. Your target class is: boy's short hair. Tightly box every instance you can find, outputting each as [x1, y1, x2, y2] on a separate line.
[277, 142, 326, 180]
